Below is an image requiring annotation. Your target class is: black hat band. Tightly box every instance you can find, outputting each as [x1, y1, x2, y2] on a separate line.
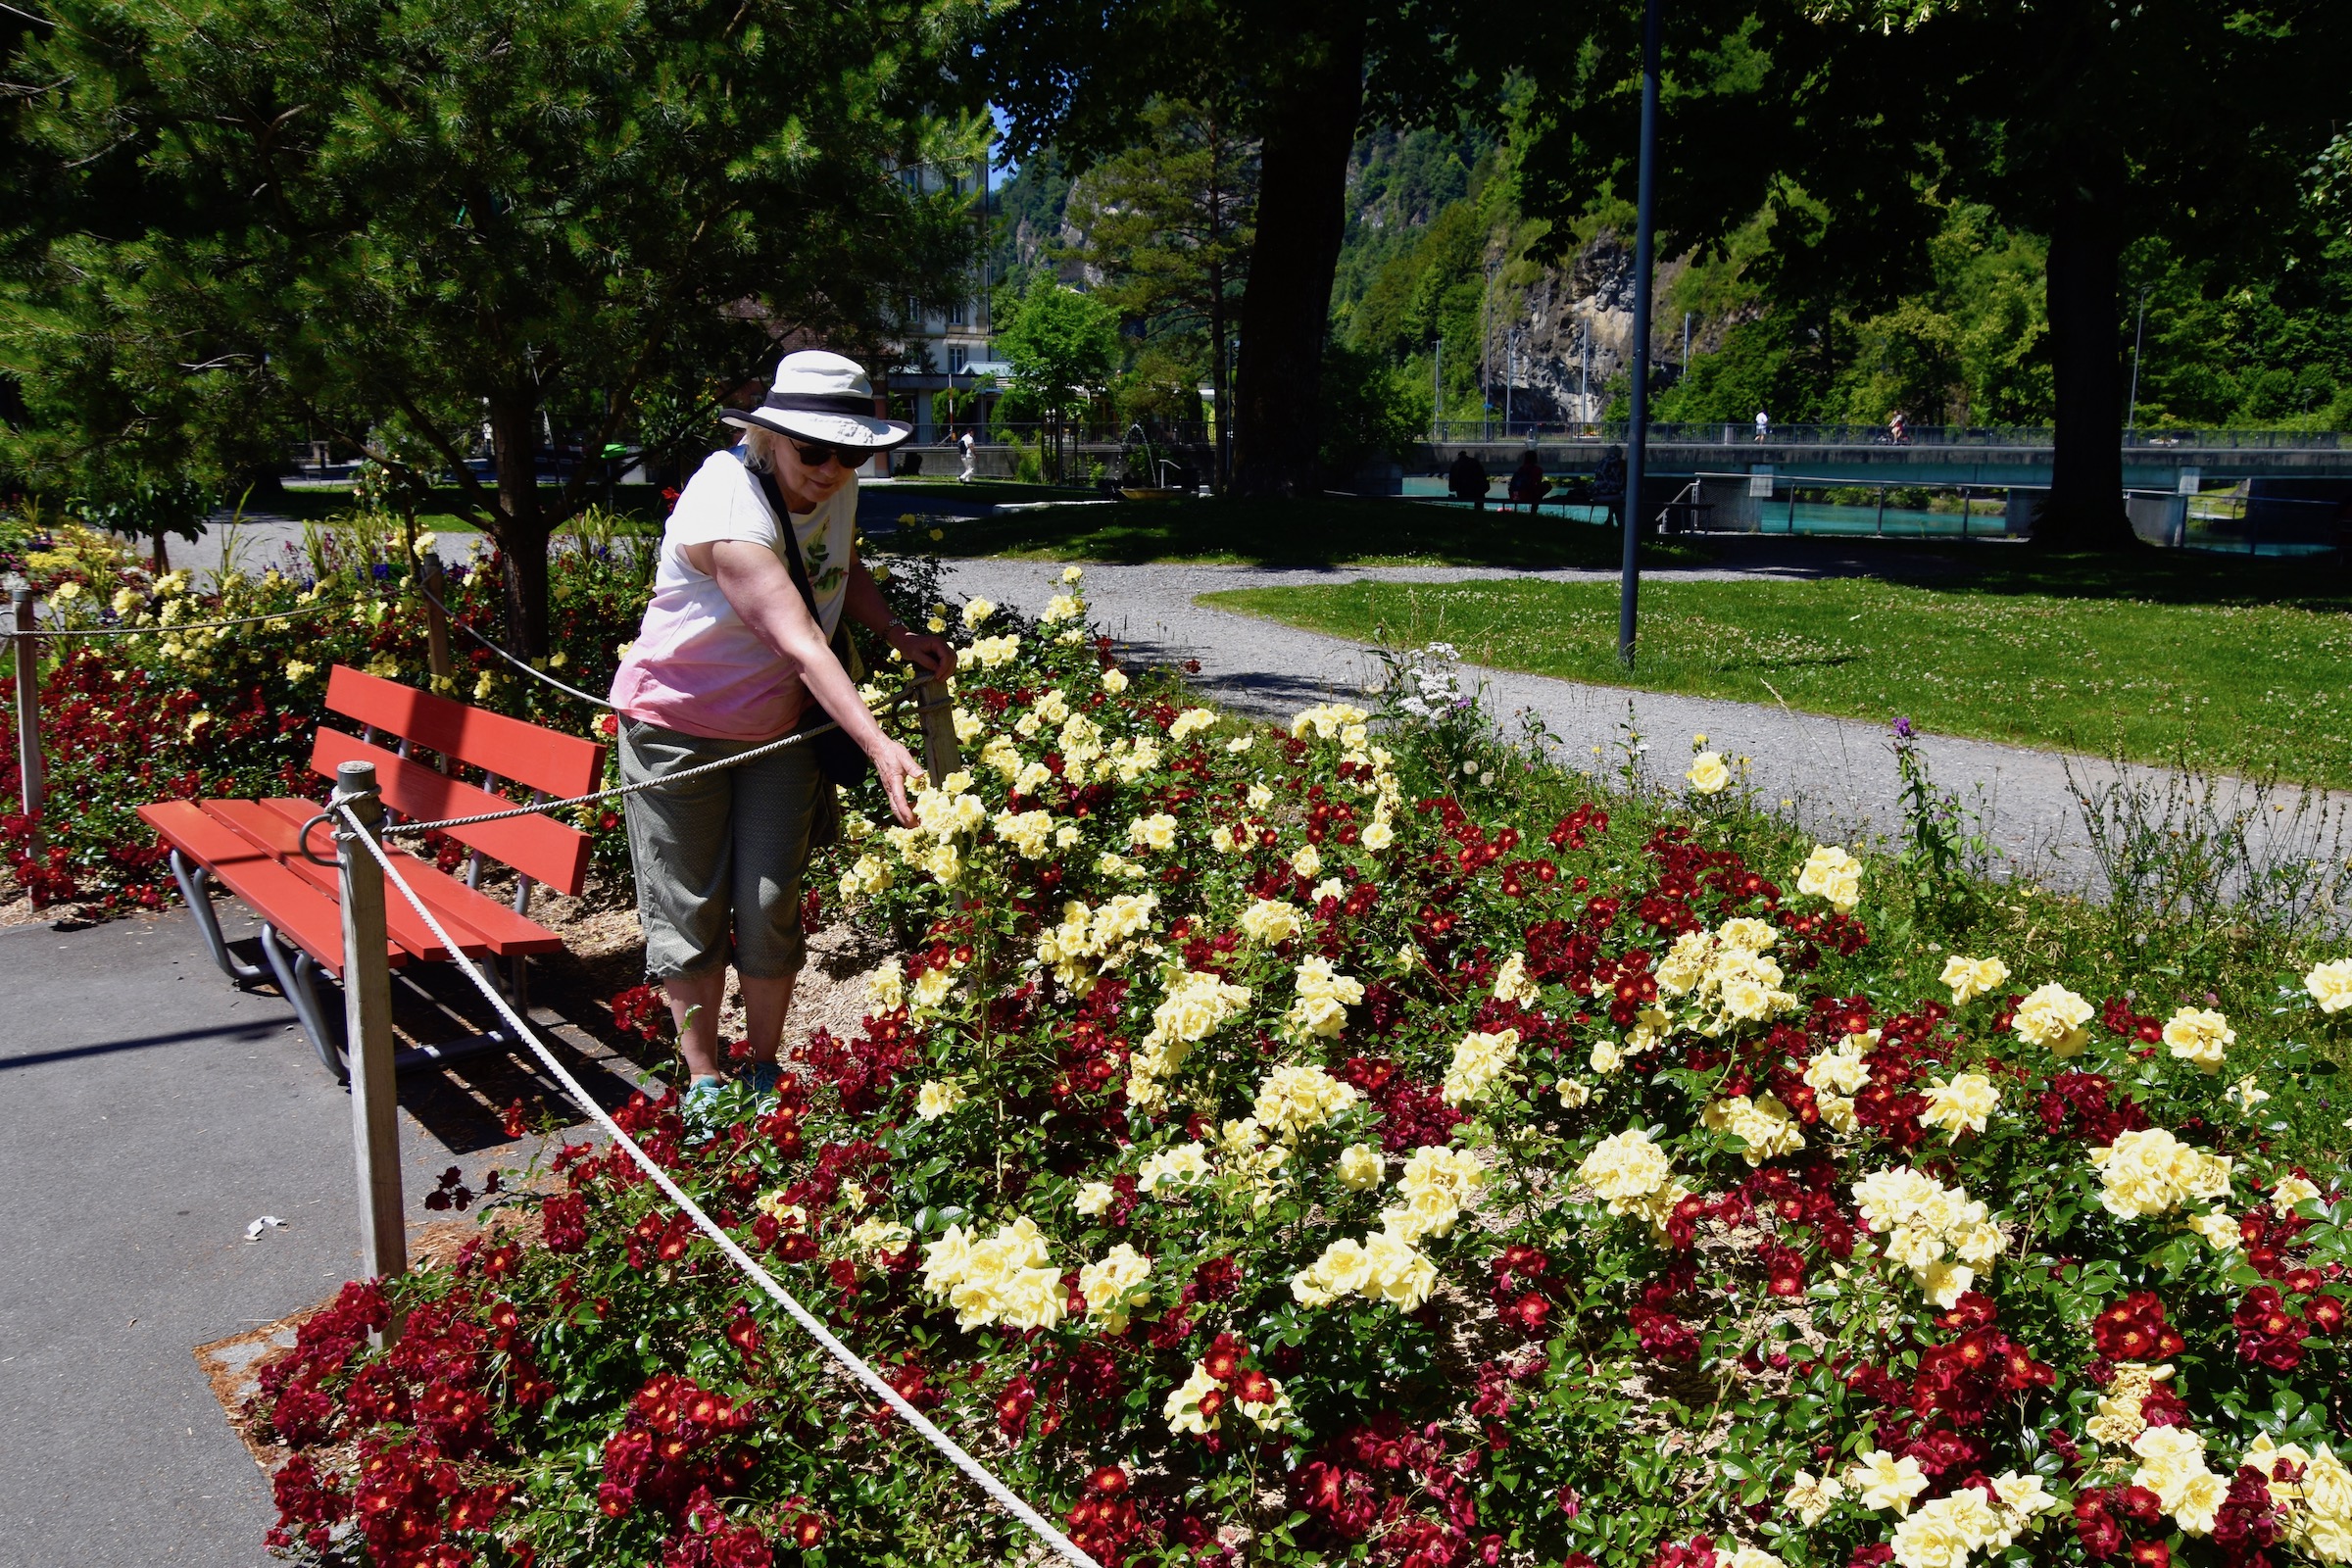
[760, 391, 880, 417]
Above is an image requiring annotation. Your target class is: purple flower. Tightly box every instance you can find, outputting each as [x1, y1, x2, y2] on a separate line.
[1891, 716, 1913, 739]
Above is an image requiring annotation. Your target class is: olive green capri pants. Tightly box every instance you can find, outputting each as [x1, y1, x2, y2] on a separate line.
[618, 717, 823, 982]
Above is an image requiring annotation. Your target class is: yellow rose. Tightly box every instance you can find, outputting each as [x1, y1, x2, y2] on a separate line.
[2307, 958, 2352, 1013]
[2162, 1007, 2234, 1072]
[914, 1080, 965, 1120]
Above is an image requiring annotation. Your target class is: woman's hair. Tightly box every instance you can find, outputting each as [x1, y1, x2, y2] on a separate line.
[739, 424, 783, 474]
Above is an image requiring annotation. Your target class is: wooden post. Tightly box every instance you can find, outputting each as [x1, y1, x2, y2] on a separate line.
[419, 555, 454, 696]
[333, 759, 407, 1332]
[11, 589, 42, 856]
[915, 676, 960, 788]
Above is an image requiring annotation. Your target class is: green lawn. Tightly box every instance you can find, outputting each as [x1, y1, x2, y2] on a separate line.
[1200, 569, 2352, 788]
[882, 495, 1707, 568]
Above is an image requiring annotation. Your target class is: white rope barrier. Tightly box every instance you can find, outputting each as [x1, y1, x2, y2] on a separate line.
[353, 679, 923, 840]
[413, 577, 617, 710]
[1, 596, 365, 637]
[336, 804, 1102, 1568]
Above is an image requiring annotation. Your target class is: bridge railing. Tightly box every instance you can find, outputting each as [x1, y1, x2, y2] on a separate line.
[1427, 419, 2346, 450]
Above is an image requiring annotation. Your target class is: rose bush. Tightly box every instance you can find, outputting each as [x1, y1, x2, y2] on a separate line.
[243, 571, 2352, 1568]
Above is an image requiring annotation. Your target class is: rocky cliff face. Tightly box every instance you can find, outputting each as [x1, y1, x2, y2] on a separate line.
[1487, 235, 1729, 422]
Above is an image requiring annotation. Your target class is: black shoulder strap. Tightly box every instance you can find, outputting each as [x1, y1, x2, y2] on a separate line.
[751, 467, 823, 619]
[751, 466, 861, 680]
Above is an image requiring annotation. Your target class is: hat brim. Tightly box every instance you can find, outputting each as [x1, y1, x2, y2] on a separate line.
[718, 406, 913, 451]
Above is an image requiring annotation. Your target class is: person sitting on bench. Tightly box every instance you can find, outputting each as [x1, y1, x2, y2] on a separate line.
[1507, 451, 1549, 513]
[1447, 450, 1489, 511]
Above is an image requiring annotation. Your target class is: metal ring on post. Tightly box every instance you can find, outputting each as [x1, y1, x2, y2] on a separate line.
[296, 810, 340, 866]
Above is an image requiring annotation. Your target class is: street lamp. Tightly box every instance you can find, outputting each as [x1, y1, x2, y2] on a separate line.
[1617, 0, 1662, 667]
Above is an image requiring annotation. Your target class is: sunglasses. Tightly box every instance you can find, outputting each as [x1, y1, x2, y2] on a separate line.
[788, 437, 873, 470]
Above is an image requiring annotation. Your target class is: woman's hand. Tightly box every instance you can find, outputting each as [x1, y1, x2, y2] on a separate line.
[890, 624, 957, 679]
[869, 733, 929, 828]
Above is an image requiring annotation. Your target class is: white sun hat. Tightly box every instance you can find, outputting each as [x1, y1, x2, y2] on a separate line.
[717, 350, 912, 451]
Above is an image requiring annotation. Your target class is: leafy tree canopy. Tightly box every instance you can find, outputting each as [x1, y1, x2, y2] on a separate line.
[3, 0, 981, 647]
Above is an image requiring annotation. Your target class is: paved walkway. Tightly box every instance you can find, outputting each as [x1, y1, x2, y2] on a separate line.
[0, 906, 654, 1567]
[937, 560, 2352, 895]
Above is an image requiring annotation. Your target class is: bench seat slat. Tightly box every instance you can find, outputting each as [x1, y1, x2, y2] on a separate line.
[247, 799, 564, 958]
[200, 799, 479, 963]
[135, 801, 405, 978]
[309, 728, 593, 895]
[324, 664, 606, 799]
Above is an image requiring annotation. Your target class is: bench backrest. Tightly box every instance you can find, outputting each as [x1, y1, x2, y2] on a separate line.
[310, 666, 607, 896]
[323, 665, 604, 798]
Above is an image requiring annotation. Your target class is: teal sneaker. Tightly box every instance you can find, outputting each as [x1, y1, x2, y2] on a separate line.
[744, 1060, 783, 1098]
[680, 1074, 726, 1131]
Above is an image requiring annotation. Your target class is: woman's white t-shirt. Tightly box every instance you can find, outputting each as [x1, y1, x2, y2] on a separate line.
[608, 446, 856, 741]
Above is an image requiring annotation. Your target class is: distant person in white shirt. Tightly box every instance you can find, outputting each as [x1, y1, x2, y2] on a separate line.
[957, 429, 976, 481]
[1754, 409, 1770, 444]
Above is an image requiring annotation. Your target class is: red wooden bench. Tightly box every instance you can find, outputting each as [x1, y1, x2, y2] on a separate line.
[139, 665, 606, 1080]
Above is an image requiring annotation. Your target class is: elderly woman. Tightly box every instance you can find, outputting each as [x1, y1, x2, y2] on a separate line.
[609, 350, 954, 1106]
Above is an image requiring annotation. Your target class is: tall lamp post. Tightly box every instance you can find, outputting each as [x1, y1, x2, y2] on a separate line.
[1616, 0, 1663, 667]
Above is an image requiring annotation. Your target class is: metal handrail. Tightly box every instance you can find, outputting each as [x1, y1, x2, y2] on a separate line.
[1423, 420, 2348, 451]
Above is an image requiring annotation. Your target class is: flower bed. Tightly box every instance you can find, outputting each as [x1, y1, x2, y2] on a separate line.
[239, 578, 2352, 1568]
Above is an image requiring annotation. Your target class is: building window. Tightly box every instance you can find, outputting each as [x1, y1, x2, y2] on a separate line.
[949, 345, 969, 374]
[947, 296, 967, 326]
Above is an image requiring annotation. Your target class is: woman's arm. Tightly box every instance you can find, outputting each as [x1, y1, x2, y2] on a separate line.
[842, 554, 957, 679]
[697, 538, 927, 827]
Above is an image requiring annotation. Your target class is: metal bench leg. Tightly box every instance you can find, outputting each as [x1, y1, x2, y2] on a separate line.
[259, 922, 348, 1083]
[506, 954, 529, 1014]
[171, 850, 267, 984]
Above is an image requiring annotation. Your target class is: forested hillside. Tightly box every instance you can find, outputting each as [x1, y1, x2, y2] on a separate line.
[1003, 118, 2352, 441]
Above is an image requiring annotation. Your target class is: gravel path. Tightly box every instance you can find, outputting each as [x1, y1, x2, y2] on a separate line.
[937, 560, 2352, 900]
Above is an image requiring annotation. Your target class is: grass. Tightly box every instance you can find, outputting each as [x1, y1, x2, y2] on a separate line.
[1200, 566, 2352, 788]
[875, 494, 1708, 568]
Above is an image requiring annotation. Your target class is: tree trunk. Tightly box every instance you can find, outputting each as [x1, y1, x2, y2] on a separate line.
[487, 396, 554, 658]
[150, 526, 167, 575]
[2037, 191, 2138, 552]
[1230, 20, 1366, 497]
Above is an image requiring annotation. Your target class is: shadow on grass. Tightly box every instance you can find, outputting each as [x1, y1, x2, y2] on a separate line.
[871, 494, 1713, 569]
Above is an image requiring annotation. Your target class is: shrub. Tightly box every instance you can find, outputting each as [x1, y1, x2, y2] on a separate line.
[251, 578, 2352, 1568]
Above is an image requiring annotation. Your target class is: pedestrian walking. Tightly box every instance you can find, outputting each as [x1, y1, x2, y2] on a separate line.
[957, 428, 976, 482]
[1754, 408, 1770, 444]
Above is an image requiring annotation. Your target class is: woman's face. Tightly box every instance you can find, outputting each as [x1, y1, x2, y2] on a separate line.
[774, 433, 864, 511]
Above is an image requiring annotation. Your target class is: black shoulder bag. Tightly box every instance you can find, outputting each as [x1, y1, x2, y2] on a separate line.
[752, 469, 872, 791]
